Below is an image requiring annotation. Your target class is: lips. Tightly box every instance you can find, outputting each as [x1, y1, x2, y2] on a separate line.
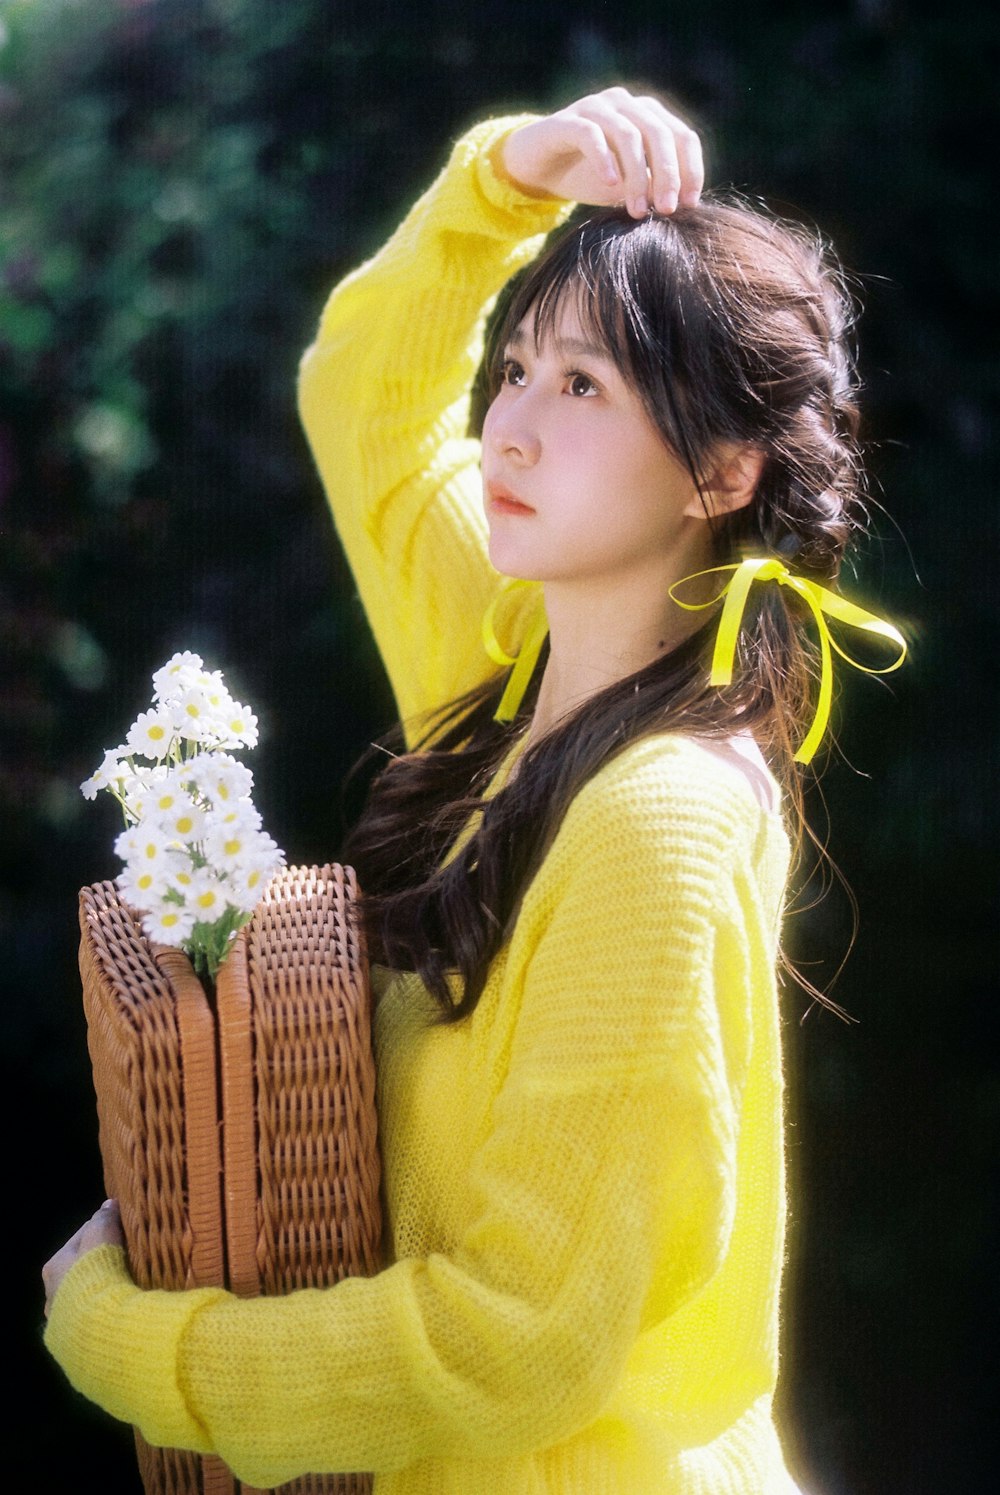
[486, 480, 535, 516]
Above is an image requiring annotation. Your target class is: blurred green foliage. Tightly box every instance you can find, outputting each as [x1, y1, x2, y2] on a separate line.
[1, 2, 995, 1492]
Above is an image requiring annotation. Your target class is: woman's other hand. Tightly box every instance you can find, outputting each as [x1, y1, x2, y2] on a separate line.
[499, 86, 704, 218]
[42, 1199, 124, 1319]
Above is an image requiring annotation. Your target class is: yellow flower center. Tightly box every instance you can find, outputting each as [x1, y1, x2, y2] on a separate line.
[196, 891, 217, 909]
[148, 725, 166, 741]
[175, 816, 194, 834]
[161, 912, 179, 928]
[138, 873, 153, 891]
[186, 703, 201, 718]
[223, 839, 242, 857]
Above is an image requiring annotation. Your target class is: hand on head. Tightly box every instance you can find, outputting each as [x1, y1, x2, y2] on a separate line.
[42, 1199, 124, 1319]
[499, 86, 704, 217]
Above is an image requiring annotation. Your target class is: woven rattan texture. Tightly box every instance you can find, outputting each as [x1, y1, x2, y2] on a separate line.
[245, 865, 380, 1293]
[78, 866, 379, 1495]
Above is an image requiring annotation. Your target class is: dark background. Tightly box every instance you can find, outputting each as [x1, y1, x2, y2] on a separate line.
[2, 1, 995, 1489]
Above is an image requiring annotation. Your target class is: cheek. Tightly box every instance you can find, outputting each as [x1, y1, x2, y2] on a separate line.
[480, 389, 506, 444]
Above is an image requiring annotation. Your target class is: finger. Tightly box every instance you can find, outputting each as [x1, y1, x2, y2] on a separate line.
[619, 98, 702, 214]
[79, 1213, 124, 1252]
[46, 1222, 87, 1264]
[631, 111, 682, 215]
[42, 1243, 78, 1316]
[577, 102, 651, 216]
[556, 112, 623, 191]
[43, 1232, 83, 1284]
[42, 1267, 61, 1318]
[671, 119, 705, 207]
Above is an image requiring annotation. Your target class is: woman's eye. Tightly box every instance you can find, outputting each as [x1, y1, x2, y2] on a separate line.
[568, 372, 598, 397]
[501, 358, 525, 386]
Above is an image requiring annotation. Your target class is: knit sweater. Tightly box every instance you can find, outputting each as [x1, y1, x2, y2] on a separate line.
[45, 119, 804, 1494]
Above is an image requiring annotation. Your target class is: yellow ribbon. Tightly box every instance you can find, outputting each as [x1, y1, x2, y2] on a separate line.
[482, 581, 549, 724]
[669, 557, 907, 763]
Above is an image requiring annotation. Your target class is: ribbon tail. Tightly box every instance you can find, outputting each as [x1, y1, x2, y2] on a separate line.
[709, 559, 769, 685]
[494, 605, 548, 724]
[786, 578, 833, 764]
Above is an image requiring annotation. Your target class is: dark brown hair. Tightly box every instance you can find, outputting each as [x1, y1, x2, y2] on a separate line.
[344, 194, 866, 1023]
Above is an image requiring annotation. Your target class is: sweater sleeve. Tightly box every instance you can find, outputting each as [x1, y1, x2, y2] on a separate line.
[45, 752, 764, 1487]
[297, 117, 571, 742]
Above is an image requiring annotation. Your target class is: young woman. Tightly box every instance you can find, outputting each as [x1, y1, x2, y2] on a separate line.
[43, 88, 903, 1494]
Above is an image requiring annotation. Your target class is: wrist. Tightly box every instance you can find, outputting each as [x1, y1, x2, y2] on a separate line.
[459, 116, 572, 232]
[488, 127, 558, 202]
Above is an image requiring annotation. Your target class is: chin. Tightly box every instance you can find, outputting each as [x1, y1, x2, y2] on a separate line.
[488, 541, 534, 580]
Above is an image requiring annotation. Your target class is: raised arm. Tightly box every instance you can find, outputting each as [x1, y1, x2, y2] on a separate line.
[296, 117, 571, 738]
[297, 91, 704, 740]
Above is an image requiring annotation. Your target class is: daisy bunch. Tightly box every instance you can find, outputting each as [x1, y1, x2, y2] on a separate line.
[80, 651, 284, 979]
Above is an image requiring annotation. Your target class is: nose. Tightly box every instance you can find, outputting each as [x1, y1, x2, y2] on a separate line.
[485, 391, 541, 466]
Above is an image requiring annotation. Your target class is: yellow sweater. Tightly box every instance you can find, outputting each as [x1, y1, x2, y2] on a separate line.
[46, 119, 804, 1494]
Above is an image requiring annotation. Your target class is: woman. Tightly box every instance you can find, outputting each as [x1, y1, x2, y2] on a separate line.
[43, 88, 903, 1493]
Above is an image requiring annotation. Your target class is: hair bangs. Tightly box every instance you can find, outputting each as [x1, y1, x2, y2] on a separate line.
[487, 211, 715, 490]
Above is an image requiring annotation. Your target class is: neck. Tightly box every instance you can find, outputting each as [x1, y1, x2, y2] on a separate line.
[526, 553, 712, 747]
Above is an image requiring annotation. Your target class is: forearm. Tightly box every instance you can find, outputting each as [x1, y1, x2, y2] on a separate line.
[297, 116, 572, 731]
[45, 1069, 689, 1489]
[44, 1245, 222, 1455]
[297, 114, 569, 509]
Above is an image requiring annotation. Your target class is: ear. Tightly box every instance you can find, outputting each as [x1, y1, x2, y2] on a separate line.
[682, 443, 766, 520]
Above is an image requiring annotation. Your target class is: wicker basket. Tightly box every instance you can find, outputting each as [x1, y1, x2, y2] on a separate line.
[78, 863, 381, 1495]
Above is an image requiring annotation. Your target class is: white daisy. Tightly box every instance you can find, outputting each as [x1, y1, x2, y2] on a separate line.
[87, 650, 278, 976]
[162, 852, 198, 900]
[141, 765, 195, 819]
[121, 764, 171, 822]
[157, 801, 207, 845]
[117, 858, 173, 911]
[185, 869, 231, 923]
[227, 862, 272, 913]
[215, 702, 259, 750]
[192, 669, 235, 713]
[210, 801, 262, 833]
[141, 900, 197, 946]
[125, 707, 177, 762]
[80, 745, 131, 801]
[173, 688, 219, 744]
[114, 821, 173, 869]
[189, 754, 253, 806]
[152, 651, 204, 703]
[203, 809, 277, 870]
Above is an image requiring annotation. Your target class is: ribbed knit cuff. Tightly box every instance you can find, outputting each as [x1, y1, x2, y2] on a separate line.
[459, 116, 576, 235]
[44, 1243, 217, 1454]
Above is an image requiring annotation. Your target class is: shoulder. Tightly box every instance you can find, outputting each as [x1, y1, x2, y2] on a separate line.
[565, 734, 783, 848]
[536, 734, 790, 918]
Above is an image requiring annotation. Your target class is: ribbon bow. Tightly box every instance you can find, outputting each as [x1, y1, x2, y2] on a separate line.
[668, 557, 908, 763]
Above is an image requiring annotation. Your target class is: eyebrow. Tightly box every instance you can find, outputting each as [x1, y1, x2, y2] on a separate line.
[505, 326, 614, 363]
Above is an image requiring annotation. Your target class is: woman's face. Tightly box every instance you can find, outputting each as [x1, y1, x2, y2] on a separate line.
[481, 296, 713, 597]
